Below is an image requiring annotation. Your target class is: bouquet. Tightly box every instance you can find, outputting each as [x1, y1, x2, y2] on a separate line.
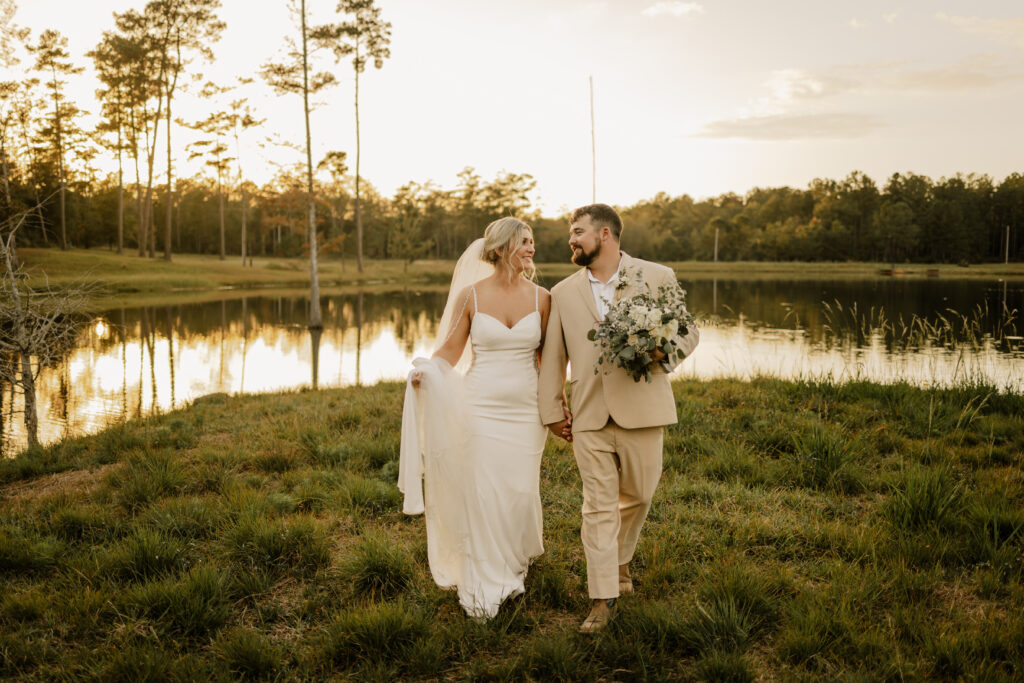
[587, 269, 696, 383]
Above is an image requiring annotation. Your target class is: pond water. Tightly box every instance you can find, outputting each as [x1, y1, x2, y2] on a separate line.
[3, 275, 1022, 455]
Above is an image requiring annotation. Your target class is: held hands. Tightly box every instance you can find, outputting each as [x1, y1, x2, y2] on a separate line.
[547, 401, 573, 442]
[410, 370, 423, 387]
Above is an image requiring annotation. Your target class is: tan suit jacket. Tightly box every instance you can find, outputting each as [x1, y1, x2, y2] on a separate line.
[538, 253, 699, 432]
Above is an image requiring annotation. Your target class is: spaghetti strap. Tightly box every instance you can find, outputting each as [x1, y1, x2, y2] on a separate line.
[534, 283, 539, 312]
[471, 285, 478, 313]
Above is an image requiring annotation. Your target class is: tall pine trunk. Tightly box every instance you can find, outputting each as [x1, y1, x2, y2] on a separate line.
[240, 186, 247, 265]
[301, 0, 322, 328]
[218, 167, 225, 260]
[116, 102, 124, 255]
[354, 42, 363, 273]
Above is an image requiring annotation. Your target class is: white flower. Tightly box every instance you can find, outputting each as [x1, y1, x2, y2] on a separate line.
[627, 333, 639, 346]
[654, 319, 679, 340]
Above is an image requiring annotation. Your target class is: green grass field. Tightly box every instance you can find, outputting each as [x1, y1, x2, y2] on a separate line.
[2, 377, 1022, 680]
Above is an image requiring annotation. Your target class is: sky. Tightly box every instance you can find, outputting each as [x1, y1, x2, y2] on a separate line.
[6, 0, 1024, 215]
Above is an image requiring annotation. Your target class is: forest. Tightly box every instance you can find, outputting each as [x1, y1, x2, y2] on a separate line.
[1, 0, 1021, 267]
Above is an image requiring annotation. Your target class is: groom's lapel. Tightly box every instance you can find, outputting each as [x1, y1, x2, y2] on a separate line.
[614, 252, 639, 302]
[573, 269, 601, 323]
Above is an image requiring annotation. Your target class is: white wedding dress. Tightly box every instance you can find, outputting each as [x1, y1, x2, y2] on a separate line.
[399, 283, 546, 620]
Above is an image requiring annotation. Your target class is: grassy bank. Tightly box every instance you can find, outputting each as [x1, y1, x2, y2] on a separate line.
[2, 378, 1022, 680]
[21, 248, 1024, 309]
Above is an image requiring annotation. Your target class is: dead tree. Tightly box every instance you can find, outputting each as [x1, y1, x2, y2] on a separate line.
[0, 211, 93, 449]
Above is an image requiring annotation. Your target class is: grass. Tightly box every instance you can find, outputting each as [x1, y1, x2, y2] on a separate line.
[0, 377, 1022, 678]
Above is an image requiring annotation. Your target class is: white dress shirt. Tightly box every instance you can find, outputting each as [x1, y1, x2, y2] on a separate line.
[586, 256, 623, 320]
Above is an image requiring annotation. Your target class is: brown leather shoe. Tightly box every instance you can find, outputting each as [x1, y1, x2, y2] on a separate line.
[619, 564, 634, 595]
[580, 598, 617, 633]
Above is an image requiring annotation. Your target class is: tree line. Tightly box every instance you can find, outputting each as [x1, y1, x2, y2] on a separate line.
[1, 1, 1021, 270]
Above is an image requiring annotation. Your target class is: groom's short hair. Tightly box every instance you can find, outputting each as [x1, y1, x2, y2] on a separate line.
[571, 203, 622, 241]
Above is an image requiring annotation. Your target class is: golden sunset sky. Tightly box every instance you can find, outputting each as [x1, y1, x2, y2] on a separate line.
[7, 0, 1024, 214]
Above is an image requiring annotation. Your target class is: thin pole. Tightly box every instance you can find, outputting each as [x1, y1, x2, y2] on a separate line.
[1006, 225, 1011, 264]
[589, 75, 596, 203]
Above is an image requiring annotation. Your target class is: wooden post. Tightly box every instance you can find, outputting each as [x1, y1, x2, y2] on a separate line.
[714, 225, 719, 263]
[1006, 225, 1011, 264]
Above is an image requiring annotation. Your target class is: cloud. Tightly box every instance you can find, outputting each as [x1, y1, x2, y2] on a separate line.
[641, 1, 704, 18]
[696, 113, 883, 140]
[695, 51, 1024, 142]
[887, 55, 1024, 91]
[738, 69, 851, 118]
[849, 18, 865, 29]
[936, 13, 1024, 50]
[835, 54, 1024, 92]
[883, 11, 899, 24]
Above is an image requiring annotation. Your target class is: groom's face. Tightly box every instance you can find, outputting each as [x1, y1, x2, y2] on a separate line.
[569, 216, 604, 267]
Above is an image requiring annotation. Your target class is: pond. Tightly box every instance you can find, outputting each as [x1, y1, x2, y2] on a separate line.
[3, 274, 1022, 455]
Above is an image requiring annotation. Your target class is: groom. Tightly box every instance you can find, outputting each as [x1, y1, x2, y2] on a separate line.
[539, 203, 699, 633]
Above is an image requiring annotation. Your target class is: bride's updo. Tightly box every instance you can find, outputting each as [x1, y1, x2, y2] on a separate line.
[482, 217, 535, 282]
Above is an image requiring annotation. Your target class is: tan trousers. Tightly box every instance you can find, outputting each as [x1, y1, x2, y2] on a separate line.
[572, 421, 664, 599]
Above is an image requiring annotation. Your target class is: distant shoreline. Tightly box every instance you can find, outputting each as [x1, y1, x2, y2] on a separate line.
[21, 247, 1024, 311]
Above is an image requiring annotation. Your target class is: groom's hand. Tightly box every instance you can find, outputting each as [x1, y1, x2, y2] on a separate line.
[547, 418, 573, 442]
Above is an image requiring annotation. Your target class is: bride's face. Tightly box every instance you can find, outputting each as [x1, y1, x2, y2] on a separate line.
[510, 230, 536, 272]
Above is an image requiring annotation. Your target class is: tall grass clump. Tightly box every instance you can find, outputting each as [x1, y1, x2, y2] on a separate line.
[883, 464, 965, 531]
[788, 422, 861, 492]
[45, 504, 119, 543]
[0, 528, 63, 574]
[142, 496, 225, 540]
[105, 529, 187, 581]
[123, 566, 230, 637]
[108, 452, 187, 510]
[214, 628, 282, 679]
[693, 650, 755, 682]
[315, 602, 430, 669]
[226, 515, 331, 577]
[338, 474, 401, 515]
[300, 430, 349, 467]
[339, 533, 414, 599]
[523, 631, 588, 681]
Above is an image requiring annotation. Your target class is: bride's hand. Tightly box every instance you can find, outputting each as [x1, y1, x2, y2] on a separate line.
[410, 370, 423, 387]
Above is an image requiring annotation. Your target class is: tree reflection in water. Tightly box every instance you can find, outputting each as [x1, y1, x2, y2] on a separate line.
[0, 278, 1022, 456]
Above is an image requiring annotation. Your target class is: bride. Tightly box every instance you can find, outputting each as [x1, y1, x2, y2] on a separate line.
[398, 217, 559, 619]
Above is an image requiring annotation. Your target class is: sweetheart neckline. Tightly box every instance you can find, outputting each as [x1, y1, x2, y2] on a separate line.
[473, 310, 540, 331]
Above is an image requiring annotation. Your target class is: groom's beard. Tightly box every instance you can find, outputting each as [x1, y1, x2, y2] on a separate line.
[572, 242, 600, 267]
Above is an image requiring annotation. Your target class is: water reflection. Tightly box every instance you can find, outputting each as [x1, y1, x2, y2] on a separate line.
[2, 277, 1023, 455]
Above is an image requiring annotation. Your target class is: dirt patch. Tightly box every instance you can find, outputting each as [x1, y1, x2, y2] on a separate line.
[0, 463, 120, 504]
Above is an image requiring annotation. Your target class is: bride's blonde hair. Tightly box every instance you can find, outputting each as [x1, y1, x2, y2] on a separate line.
[481, 217, 535, 283]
